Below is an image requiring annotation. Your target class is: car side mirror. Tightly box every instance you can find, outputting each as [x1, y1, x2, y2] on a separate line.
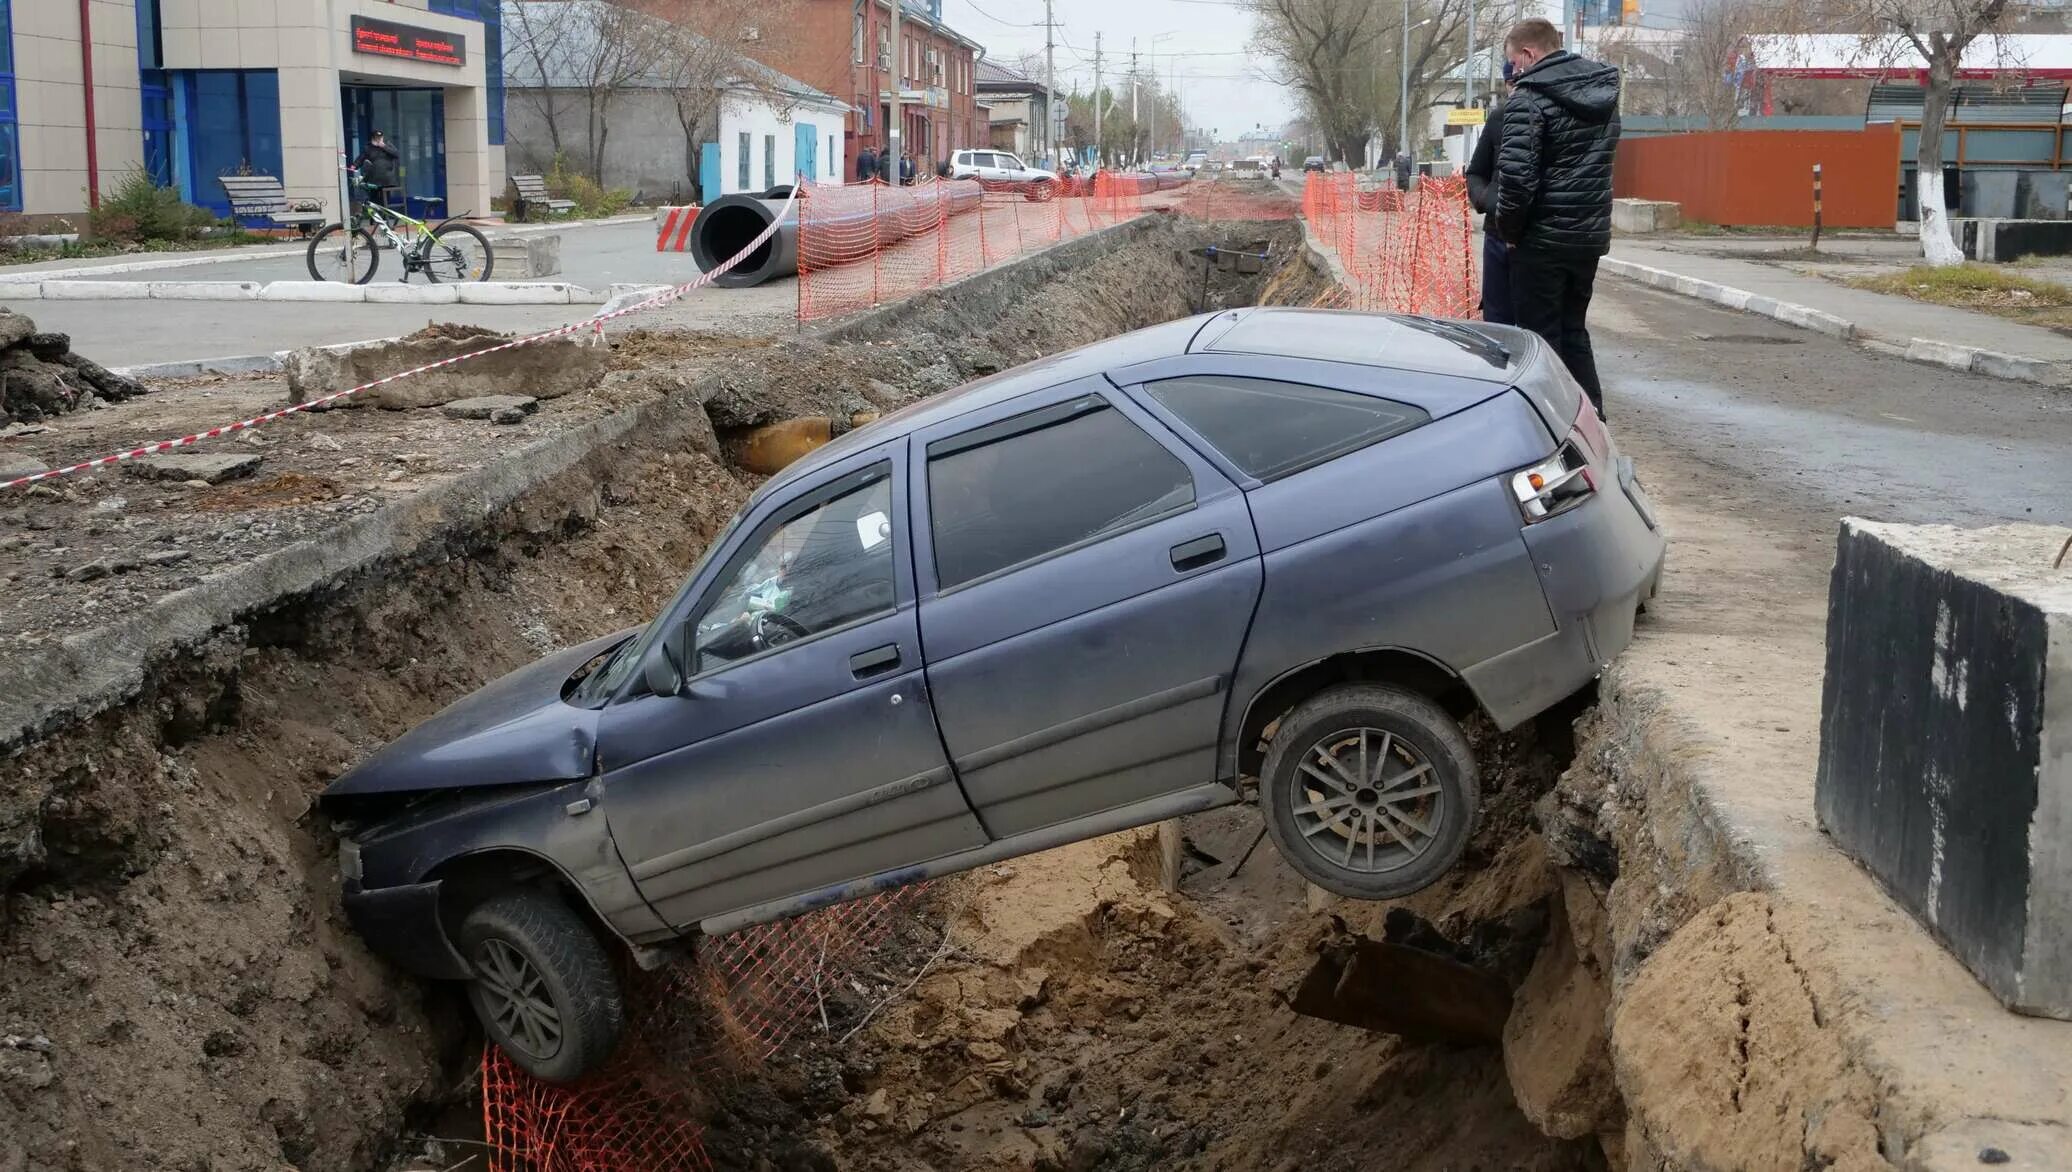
[642, 624, 692, 698]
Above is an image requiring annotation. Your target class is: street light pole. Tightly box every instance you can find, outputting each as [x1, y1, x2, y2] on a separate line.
[1400, 0, 1411, 166]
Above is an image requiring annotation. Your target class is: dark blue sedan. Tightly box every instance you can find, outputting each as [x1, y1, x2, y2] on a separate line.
[323, 308, 1664, 1081]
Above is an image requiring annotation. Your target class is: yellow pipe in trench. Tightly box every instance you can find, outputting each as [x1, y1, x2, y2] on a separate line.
[733, 411, 882, 475]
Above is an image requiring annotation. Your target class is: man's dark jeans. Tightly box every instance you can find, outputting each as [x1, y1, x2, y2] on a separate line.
[1480, 234, 1514, 326]
[1509, 245, 1605, 416]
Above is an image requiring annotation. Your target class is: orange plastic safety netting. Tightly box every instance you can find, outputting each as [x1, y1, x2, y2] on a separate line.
[1301, 172, 1476, 318]
[482, 882, 935, 1171]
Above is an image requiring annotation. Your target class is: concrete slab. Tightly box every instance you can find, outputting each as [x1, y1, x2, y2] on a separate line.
[1818, 520, 2072, 1019]
[364, 283, 458, 304]
[44, 280, 150, 300]
[456, 282, 573, 305]
[121, 452, 263, 484]
[261, 282, 364, 303]
[149, 282, 262, 301]
[1906, 337, 1978, 371]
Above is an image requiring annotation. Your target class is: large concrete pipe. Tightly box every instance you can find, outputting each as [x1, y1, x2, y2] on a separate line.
[690, 181, 989, 288]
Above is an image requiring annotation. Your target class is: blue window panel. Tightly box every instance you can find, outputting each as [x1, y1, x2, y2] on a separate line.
[427, 0, 504, 146]
[0, 0, 20, 211]
[136, 0, 162, 70]
[183, 70, 284, 217]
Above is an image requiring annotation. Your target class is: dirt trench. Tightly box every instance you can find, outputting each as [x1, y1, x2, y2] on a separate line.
[0, 210, 1660, 1172]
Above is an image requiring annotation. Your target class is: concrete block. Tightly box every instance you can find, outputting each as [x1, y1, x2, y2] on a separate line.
[1905, 337, 1980, 373]
[1776, 303, 1855, 338]
[456, 282, 573, 305]
[261, 282, 366, 302]
[121, 452, 263, 484]
[0, 281, 43, 301]
[148, 282, 262, 300]
[363, 283, 458, 304]
[488, 232, 561, 279]
[1816, 519, 2072, 1019]
[1971, 348, 2064, 384]
[1715, 287, 1753, 310]
[43, 280, 153, 299]
[1611, 198, 1681, 234]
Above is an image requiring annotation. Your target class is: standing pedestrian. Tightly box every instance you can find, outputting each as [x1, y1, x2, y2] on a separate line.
[354, 129, 401, 210]
[857, 145, 878, 183]
[1464, 83, 1514, 325]
[1495, 18, 1621, 417]
[899, 153, 916, 185]
[1394, 150, 1413, 191]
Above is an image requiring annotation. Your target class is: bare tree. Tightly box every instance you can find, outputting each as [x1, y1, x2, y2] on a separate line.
[504, 1, 580, 162]
[637, 0, 806, 195]
[1591, 0, 1764, 129]
[504, 1, 670, 181]
[1250, 0, 1472, 167]
[1877, 0, 2012, 264]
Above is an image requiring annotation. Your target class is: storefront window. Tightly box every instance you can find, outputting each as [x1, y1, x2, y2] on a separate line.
[136, 0, 173, 188]
[0, 0, 17, 212]
[183, 71, 283, 216]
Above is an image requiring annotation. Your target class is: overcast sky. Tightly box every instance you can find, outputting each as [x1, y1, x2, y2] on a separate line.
[941, 0, 1294, 142]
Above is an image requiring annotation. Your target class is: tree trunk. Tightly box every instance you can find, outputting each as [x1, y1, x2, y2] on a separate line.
[1916, 52, 1964, 266]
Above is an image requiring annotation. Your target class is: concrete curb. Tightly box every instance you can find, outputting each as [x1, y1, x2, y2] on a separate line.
[1600, 255, 2070, 388]
[0, 279, 606, 304]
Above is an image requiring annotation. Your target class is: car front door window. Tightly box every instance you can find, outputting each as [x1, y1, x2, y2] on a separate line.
[694, 472, 895, 672]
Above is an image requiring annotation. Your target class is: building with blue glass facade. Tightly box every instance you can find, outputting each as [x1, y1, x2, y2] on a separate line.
[2, 0, 506, 222]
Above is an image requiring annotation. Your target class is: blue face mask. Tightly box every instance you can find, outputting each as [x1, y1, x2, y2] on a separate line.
[1501, 58, 1518, 83]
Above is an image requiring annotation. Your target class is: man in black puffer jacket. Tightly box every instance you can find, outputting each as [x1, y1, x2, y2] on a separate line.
[1495, 18, 1620, 415]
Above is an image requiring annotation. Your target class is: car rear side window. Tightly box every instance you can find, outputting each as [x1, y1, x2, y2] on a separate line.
[1145, 375, 1429, 483]
[928, 395, 1195, 589]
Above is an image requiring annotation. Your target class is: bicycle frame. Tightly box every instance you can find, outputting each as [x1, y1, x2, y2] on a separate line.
[351, 199, 483, 281]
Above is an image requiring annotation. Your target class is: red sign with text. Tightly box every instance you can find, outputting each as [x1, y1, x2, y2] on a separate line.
[349, 15, 465, 67]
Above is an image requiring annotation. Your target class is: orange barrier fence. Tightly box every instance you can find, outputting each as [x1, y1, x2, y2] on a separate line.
[1302, 172, 1477, 318]
[484, 883, 934, 1171]
[797, 175, 1150, 321]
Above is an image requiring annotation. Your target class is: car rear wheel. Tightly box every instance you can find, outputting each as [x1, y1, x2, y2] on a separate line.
[1259, 683, 1478, 900]
[459, 889, 625, 1084]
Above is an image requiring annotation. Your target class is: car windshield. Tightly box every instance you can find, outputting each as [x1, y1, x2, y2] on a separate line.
[570, 508, 749, 704]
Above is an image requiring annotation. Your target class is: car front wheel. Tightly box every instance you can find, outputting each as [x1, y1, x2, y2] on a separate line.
[459, 889, 625, 1083]
[1259, 683, 1478, 900]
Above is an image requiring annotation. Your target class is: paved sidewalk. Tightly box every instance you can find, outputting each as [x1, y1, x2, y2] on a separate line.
[1608, 241, 2072, 368]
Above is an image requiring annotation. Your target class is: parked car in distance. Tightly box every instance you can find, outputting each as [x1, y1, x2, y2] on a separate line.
[1304, 155, 1328, 172]
[1184, 150, 1209, 172]
[948, 148, 1057, 187]
[324, 308, 1665, 1083]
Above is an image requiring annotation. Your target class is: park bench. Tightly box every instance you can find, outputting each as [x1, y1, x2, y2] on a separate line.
[509, 174, 576, 221]
[217, 174, 326, 235]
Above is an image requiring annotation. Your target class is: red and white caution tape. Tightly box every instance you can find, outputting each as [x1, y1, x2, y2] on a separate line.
[4, 186, 798, 492]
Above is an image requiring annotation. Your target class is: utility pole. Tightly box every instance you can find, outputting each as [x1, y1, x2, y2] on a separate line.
[889, 0, 903, 177]
[1463, 0, 1476, 164]
[1130, 41, 1139, 165]
[1093, 31, 1103, 166]
[1399, 0, 1411, 169]
[1044, 0, 1056, 168]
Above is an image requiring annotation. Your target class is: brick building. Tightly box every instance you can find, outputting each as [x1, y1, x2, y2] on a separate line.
[759, 0, 984, 177]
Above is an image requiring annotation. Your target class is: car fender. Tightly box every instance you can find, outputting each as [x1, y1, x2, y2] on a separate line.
[1220, 644, 1470, 778]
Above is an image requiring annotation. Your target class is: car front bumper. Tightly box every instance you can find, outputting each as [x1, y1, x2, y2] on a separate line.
[341, 879, 474, 981]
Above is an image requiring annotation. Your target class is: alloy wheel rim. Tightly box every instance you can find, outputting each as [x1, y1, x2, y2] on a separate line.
[474, 938, 563, 1060]
[1290, 726, 1444, 874]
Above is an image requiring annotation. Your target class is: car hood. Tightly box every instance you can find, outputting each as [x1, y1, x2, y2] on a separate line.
[322, 628, 636, 799]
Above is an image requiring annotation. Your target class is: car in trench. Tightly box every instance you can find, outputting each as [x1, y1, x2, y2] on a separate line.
[321, 308, 1665, 1082]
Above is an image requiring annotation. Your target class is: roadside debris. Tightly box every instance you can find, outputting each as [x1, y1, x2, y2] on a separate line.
[0, 309, 148, 425]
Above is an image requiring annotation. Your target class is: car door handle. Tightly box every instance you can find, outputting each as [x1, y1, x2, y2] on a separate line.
[1170, 534, 1226, 572]
[849, 643, 902, 678]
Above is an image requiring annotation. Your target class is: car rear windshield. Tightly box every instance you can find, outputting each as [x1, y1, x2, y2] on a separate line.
[1145, 375, 1428, 483]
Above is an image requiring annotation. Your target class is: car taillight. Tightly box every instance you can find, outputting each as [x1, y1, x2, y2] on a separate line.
[1571, 398, 1609, 461]
[1510, 441, 1596, 522]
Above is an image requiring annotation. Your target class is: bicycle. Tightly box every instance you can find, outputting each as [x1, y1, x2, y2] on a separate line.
[306, 174, 494, 285]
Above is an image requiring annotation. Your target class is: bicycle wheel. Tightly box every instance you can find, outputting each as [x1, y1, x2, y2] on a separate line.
[425, 222, 494, 283]
[306, 225, 379, 284]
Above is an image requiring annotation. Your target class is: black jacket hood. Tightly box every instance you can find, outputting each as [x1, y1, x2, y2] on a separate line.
[1516, 51, 1620, 124]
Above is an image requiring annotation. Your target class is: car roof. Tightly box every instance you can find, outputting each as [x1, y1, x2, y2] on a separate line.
[761, 308, 1527, 496]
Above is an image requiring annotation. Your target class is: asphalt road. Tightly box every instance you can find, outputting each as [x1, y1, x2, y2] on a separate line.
[1594, 279, 2070, 529]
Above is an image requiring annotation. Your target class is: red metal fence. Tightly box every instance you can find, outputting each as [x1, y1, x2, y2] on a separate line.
[1613, 125, 1901, 228]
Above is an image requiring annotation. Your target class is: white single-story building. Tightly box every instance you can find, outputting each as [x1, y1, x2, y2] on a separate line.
[501, 0, 848, 204]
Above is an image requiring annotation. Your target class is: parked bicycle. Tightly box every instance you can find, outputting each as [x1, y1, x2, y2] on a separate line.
[306, 172, 494, 285]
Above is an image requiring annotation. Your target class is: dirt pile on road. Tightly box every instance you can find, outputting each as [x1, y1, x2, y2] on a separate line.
[0, 308, 146, 428]
[0, 216, 1310, 1170]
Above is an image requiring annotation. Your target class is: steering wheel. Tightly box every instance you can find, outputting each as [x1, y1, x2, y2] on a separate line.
[753, 611, 810, 649]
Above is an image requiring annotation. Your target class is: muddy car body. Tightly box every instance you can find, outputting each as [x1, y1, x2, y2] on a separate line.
[324, 308, 1664, 1080]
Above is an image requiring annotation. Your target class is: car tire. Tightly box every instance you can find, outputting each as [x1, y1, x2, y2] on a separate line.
[459, 889, 625, 1084]
[1259, 683, 1478, 901]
